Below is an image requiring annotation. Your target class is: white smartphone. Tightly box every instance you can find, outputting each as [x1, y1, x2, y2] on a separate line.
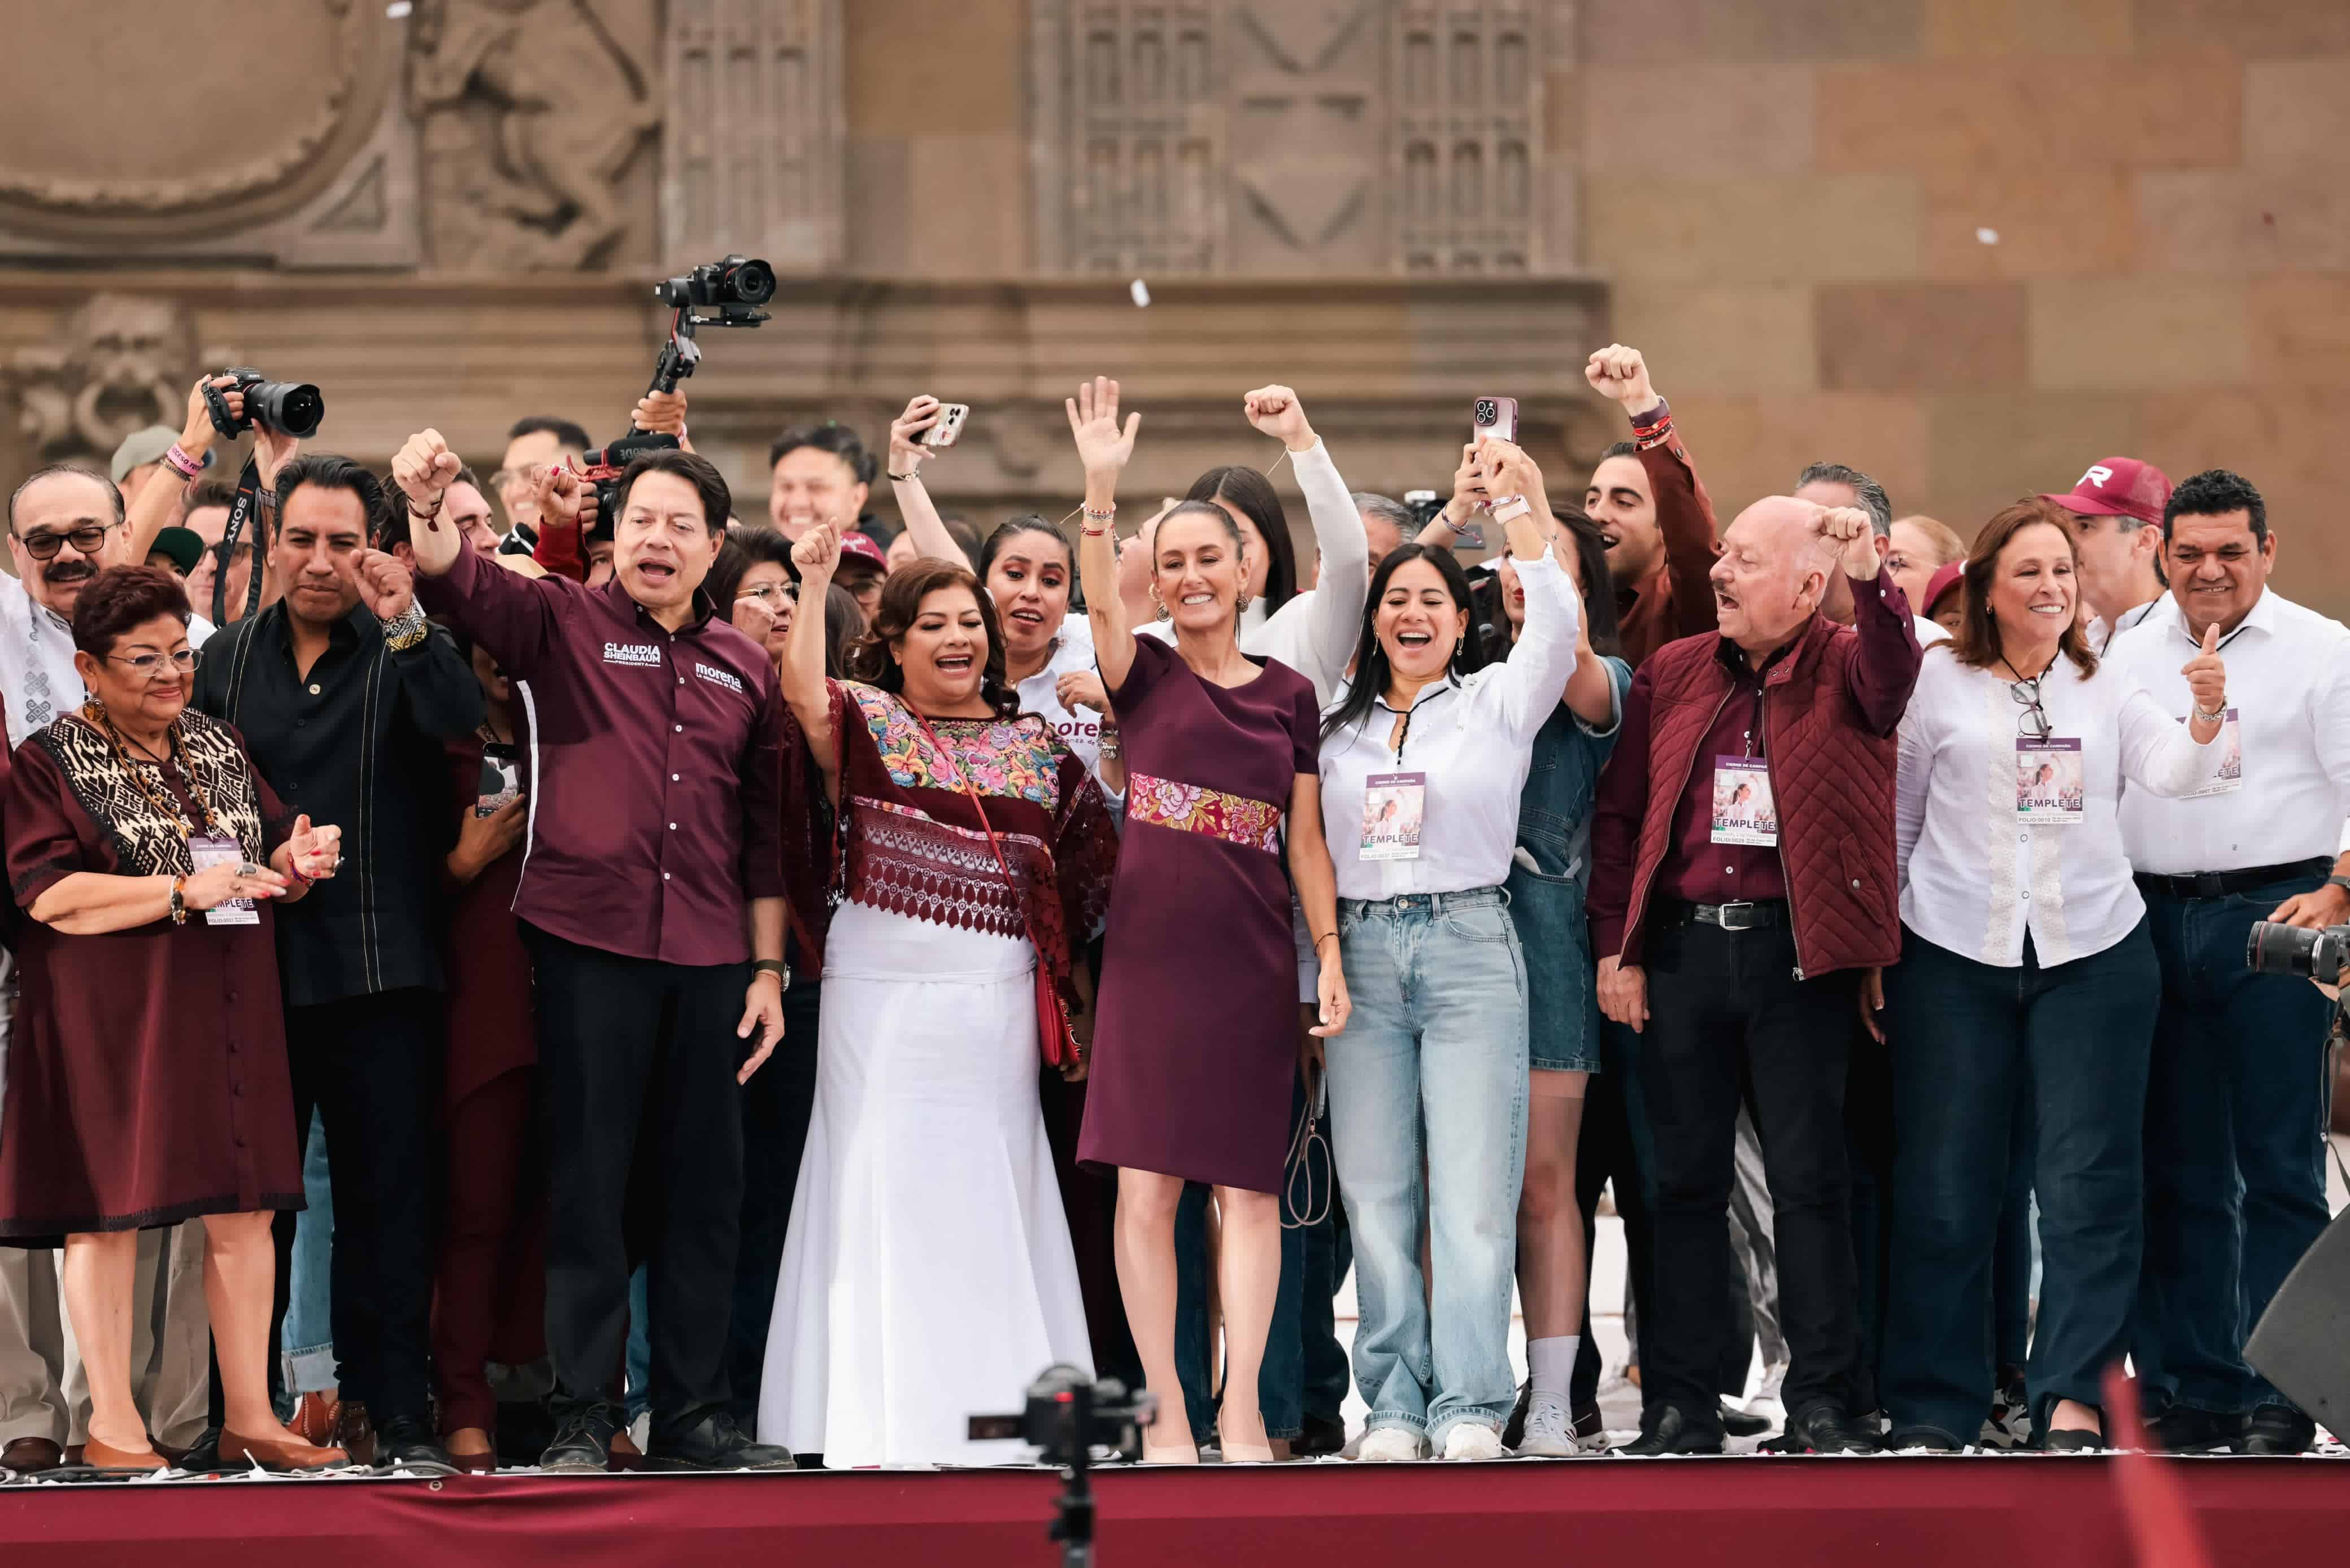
[921, 403, 971, 449]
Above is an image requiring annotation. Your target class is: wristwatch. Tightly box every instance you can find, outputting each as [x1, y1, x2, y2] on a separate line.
[380, 603, 430, 653]
[753, 957, 792, 988]
[2326, 875, 2350, 898]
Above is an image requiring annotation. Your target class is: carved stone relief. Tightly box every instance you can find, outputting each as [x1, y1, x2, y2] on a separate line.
[407, 0, 662, 271]
[1032, 0, 1568, 276]
[662, 0, 843, 275]
[2, 297, 216, 464]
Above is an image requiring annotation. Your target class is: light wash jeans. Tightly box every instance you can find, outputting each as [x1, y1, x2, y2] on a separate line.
[1328, 888, 1528, 1443]
[280, 1121, 336, 1399]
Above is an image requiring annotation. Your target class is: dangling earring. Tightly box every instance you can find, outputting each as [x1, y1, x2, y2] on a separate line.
[1235, 590, 1254, 613]
[1151, 592, 1171, 622]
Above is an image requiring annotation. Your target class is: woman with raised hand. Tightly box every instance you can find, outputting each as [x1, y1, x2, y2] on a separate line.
[1879, 498, 2230, 1453]
[887, 395, 1125, 802]
[760, 515, 1119, 1467]
[1314, 439, 1589, 1461]
[1068, 376, 1348, 1464]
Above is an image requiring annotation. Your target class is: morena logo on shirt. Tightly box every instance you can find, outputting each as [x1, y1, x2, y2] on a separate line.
[695, 662, 744, 695]
[602, 642, 663, 668]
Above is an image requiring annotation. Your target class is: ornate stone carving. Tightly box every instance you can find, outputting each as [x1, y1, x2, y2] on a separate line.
[662, 0, 843, 275]
[1031, 0, 1566, 276]
[3, 297, 208, 463]
[407, 0, 660, 270]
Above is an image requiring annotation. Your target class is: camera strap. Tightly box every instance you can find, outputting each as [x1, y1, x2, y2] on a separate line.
[1281, 1059, 1331, 1230]
[212, 454, 269, 629]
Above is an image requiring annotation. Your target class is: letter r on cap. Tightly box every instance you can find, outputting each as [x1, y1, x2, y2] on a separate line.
[2082, 465, 2113, 487]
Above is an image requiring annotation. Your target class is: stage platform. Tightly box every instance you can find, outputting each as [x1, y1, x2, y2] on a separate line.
[2, 1455, 2345, 1568]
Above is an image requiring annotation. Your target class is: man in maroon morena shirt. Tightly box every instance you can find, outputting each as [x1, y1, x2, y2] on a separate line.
[1587, 498, 1921, 1458]
[399, 432, 794, 1476]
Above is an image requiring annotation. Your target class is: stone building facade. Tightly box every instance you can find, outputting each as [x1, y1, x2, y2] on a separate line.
[0, 1, 2343, 603]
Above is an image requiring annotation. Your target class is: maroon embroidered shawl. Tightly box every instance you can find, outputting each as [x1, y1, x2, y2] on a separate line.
[778, 680, 1119, 1004]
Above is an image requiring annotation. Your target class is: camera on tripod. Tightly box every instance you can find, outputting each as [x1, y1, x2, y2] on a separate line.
[968, 1365, 1154, 1466]
[649, 254, 776, 394]
[203, 368, 324, 440]
[2247, 920, 2350, 983]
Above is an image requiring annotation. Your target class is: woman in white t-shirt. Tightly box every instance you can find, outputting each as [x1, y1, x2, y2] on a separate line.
[1877, 498, 2229, 1454]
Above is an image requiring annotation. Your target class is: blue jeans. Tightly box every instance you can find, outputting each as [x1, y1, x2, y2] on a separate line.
[280, 1121, 336, 1399]
[1326, 888, 1528, 1442]
[2136, 871, 2337, 1416]
[1883, 922, 2158, 1439]
[1174, 1162, 1305, 1444]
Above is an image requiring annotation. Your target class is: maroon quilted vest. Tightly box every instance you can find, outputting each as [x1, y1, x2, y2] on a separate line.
[1618, 617, 1902, 977]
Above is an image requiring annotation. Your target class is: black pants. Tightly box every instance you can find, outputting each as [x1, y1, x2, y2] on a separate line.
[1571, 1016, 1655, 1411]
[1639, 921, 1861, 1428]
[726, 973, 821, 1425]
[524, 925, 748, 1436]
[267, 987, 443, 1426]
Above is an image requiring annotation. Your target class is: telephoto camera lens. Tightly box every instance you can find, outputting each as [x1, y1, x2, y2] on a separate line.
[2245, 919, 2349, 981]
[246, 379, 324, 439]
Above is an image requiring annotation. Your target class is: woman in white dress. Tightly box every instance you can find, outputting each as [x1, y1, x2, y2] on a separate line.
[763, 520, 1120, 1466]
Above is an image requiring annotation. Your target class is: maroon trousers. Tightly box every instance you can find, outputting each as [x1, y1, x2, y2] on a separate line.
[432, 1067, 548, 1435]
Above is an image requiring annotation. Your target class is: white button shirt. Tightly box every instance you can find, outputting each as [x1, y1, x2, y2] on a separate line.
[0, 571, 214, 746]
[2106, 588, 2350, 875]
[1896, 646, 2225, 968]
[1318, 548, 1581, 901]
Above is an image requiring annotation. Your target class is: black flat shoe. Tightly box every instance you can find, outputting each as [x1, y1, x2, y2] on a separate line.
[375, 1415, 458, 1476]
[1721, 1400, 1771, 1438]
[1885, 1424, 1966, 1453]
[2143, 1404, 2248, 1454]
[1616, 1405, 1723, 1457]
[2237, 1404, 2317, 1456]
[2039, 1427, 2105, 1452]
[644, 1410, 794, 1472]
[1762, 1404, 1882, 1454]
[1295, 1411, 1347, 1458]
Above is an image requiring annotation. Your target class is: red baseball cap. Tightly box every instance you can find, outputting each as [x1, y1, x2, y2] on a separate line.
[835, 530, 887, 572]
[1923, 558, 1966, 617]
[2039, 457, 2171, 528]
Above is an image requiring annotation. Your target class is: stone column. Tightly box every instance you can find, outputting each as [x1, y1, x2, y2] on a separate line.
[663, 0, 846, 275]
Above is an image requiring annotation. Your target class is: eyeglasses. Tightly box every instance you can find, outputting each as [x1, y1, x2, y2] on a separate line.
[18, 522, 115, 560]
[2009, 673, 2052, 740]
[737, 582, 798, 604]
[107, 649, 198, 678]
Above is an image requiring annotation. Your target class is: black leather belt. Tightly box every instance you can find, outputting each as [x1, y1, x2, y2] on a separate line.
[1657, 899, 1790, 933]
[2133, 858, 2332, 901]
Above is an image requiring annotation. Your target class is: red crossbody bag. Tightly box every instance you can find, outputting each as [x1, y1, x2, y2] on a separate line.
[911, 712, 1080, 1070]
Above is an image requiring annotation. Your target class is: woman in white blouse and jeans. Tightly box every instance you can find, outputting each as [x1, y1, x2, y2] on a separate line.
[1317, 441, 1582, 1461]
[1879, 498, 2230, 1452]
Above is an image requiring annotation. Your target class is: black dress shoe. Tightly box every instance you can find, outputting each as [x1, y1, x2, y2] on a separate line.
[1295, 1411, 1347, 1458]
[2237, 1404, 2317, 1455]
[175, 1425, 223, 1474]
[375, 1415, 458, 1476]
[1720, 1400, 1770, 1439]
[1885, 1424, 1966, 1453]
[1762, 1403, 1882, 1454]
[645, 1410, 795, 1471]
[2143, 1404, 2248, 1454]
[1616, 1405, 1723, 1457]
[1, 1436, 63, 1478]
[2038, 1427, 2105, 1451]
[539, 1404, 620, 1474]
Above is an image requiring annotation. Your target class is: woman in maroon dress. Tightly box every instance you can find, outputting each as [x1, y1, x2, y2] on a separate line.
[0, 567, 346, 1474]
[1068, 378, 1350, 1464]
[432, 629, 543, 1470]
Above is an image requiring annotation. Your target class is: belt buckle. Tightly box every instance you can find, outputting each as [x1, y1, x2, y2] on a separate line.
[2190, 872, 2227, 899]
[1714, 901, 1758, 931]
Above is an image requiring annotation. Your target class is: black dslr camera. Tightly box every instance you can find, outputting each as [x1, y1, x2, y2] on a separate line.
[2247, 920, 2350, 982]
[969, 1364, 1153, 1466]
[203, 367, 324, 440]
[649, 254, 775, 394]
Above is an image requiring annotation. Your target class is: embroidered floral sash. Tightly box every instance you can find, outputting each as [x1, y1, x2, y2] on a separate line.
[1125, 771, 1283, 855]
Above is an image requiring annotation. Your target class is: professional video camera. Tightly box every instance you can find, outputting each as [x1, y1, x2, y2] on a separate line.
[647, 253, 775, 394]
[971, 1366, 1155, 1568]
[2247, 919, 2350, 983]
[203, 368, 324, 440]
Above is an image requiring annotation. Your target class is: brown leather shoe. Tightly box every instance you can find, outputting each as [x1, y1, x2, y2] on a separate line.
[331, 1401, 377, 1466]
[607, 1426, 645, 1474]
[82, 1436, 168, 1474]
[1, 1436, 64, 1476]
[289, 1390, 342, 1449]
[219, 1429, 348, 1473]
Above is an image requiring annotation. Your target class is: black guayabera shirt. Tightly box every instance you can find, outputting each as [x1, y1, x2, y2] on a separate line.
[192, 600, 484, 1007]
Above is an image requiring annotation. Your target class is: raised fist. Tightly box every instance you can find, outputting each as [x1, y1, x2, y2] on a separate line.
[1242, 384, 1316, 452]
[1814, 504, 1882, 581]
[1585, 344, 1657, 412]
[390, 429, 463, 517]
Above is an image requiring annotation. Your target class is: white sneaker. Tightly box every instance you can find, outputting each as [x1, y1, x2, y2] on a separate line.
[1515, 1397, 1579, 1458]
[1356, 1427, 1424, 1462]
[1441, 1425, 1506, 1461]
